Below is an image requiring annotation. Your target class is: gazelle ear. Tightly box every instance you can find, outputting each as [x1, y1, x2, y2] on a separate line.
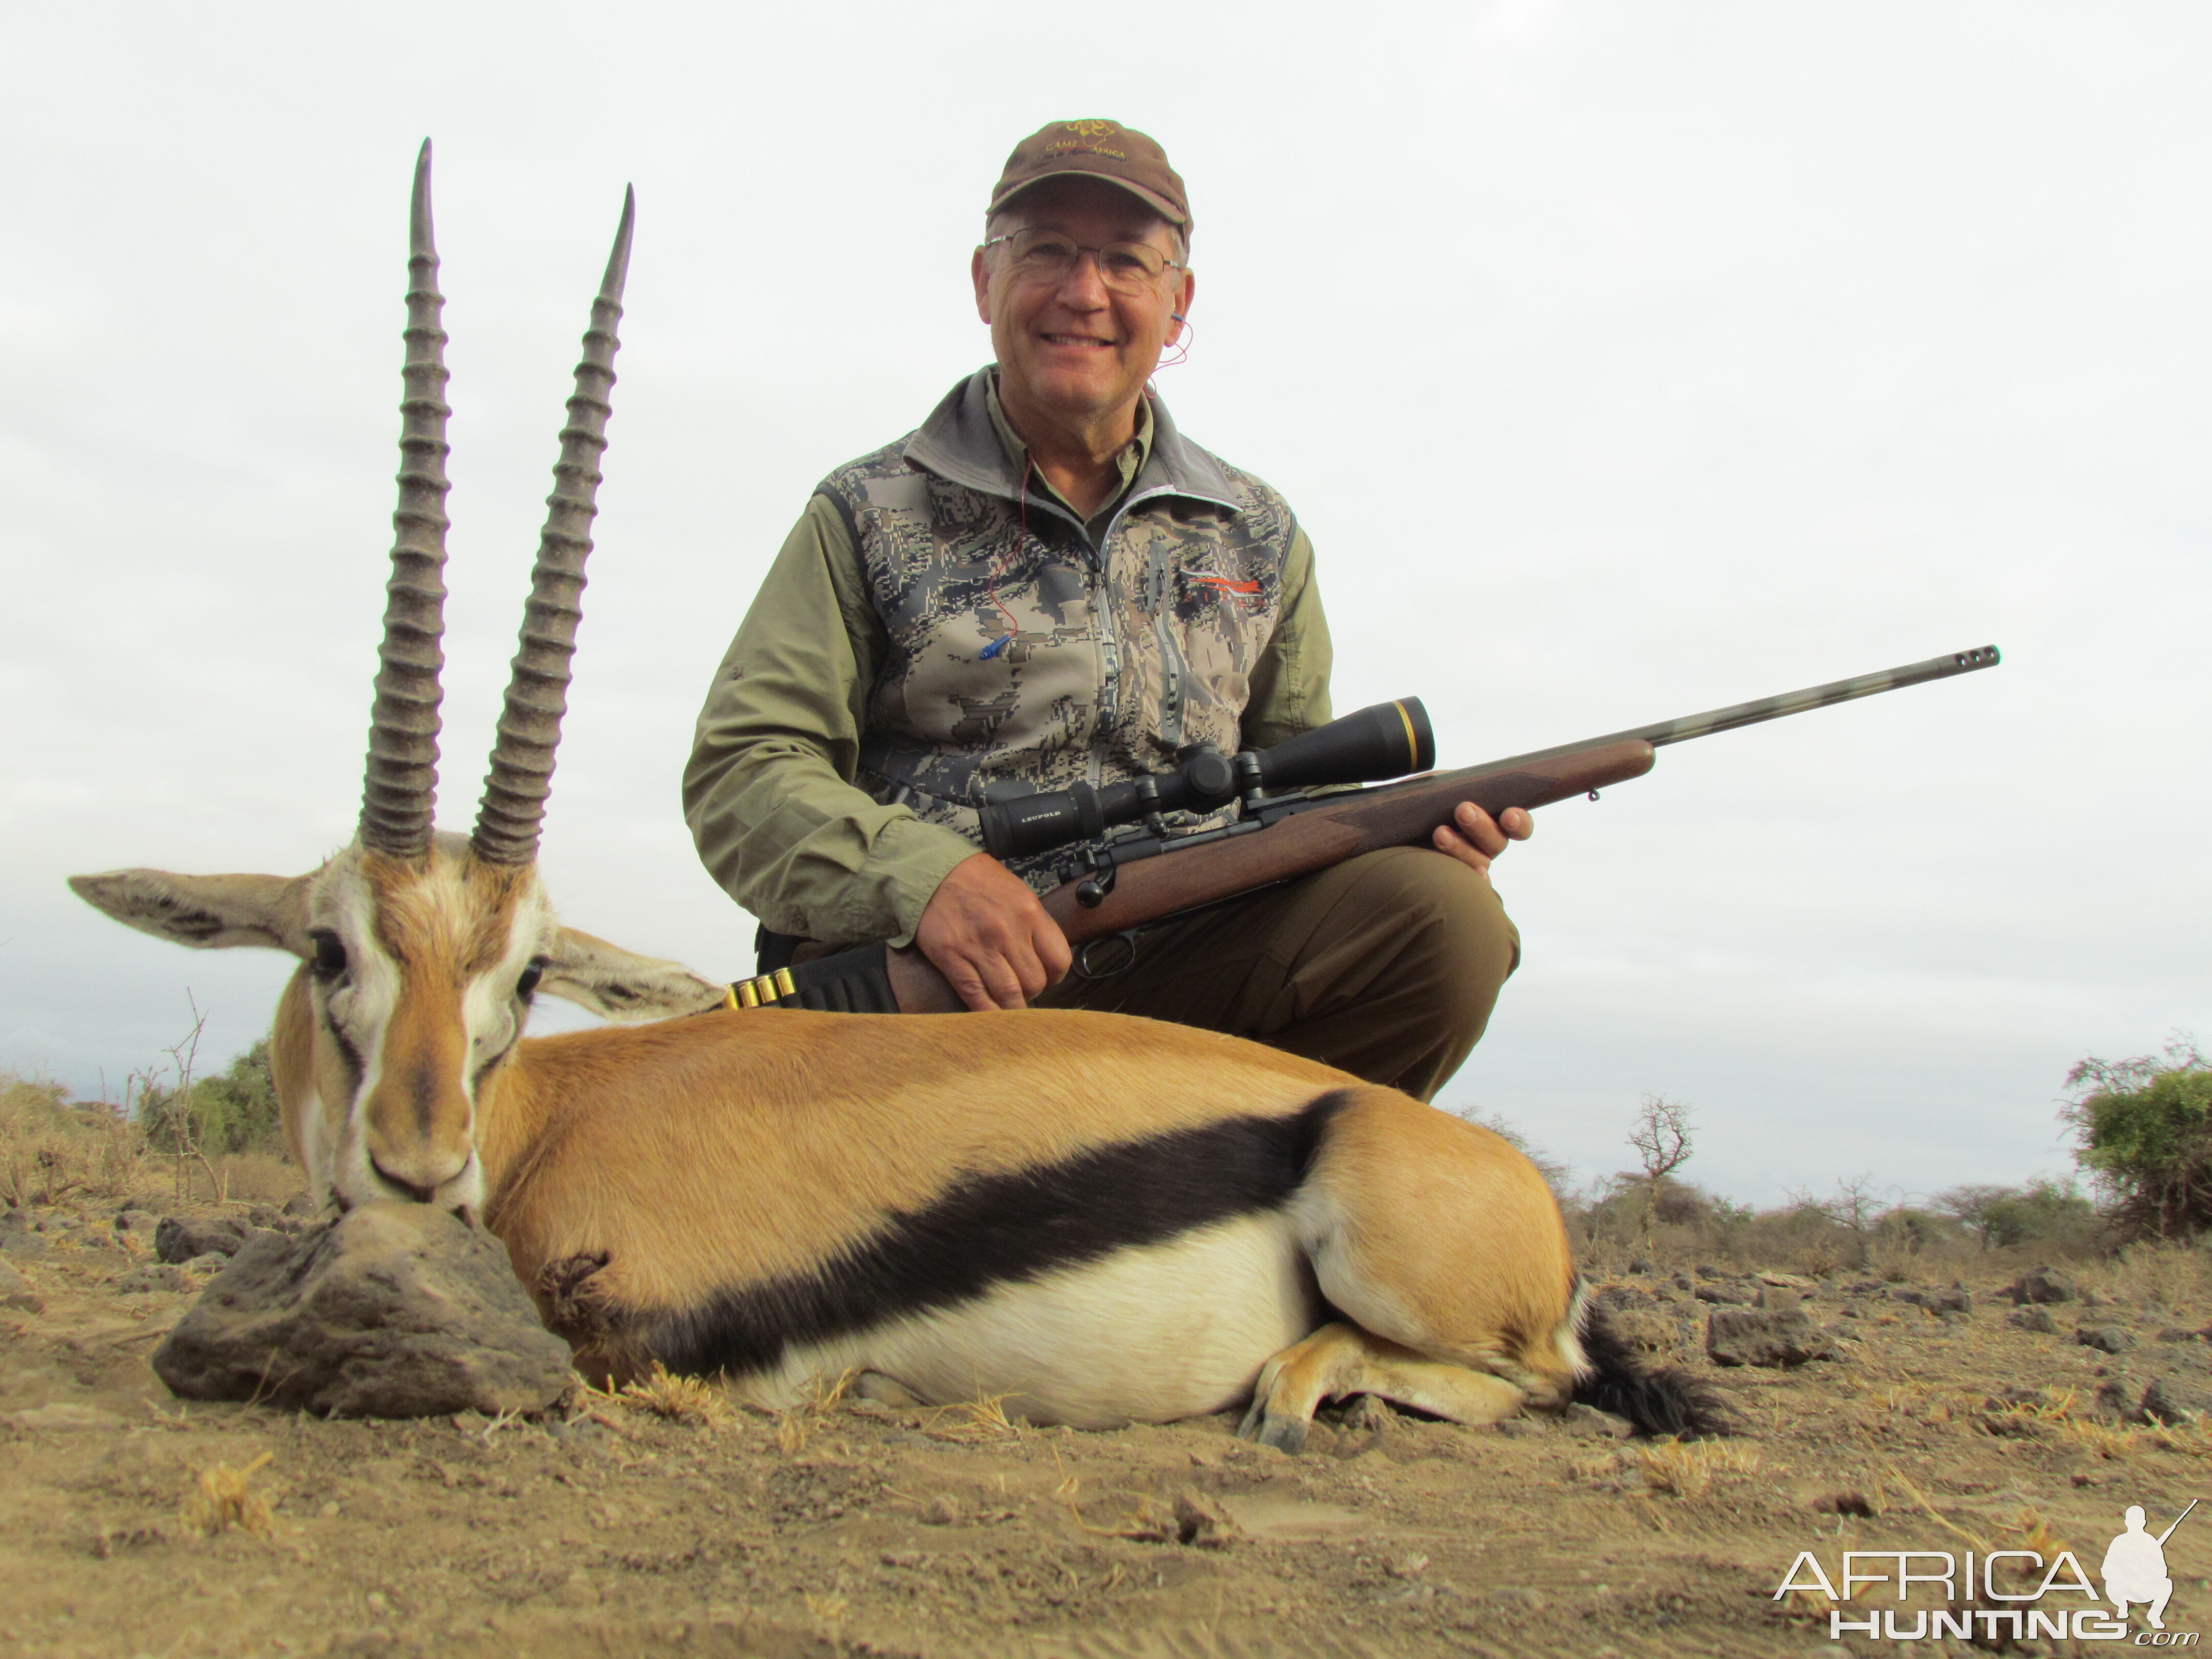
[68, 869, 310, 955]
[540, 927, 728, 1022]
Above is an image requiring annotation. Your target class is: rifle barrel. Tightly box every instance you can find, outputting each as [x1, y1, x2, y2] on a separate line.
[1465, 645, 2000, 774]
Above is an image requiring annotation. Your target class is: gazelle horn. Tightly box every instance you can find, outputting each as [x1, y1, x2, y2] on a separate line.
[470, 187, 635, 867]
[358, 139, 452, 861]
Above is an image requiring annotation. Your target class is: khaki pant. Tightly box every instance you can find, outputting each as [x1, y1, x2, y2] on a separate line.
[1032, 846, 1520, 1102]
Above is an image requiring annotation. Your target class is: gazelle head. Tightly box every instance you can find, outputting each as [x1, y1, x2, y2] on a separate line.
[71, 143, 725, 1217]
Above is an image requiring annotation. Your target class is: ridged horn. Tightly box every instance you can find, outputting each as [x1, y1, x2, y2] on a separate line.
[358, 139, 451, 860]
[470, 187, 635, 866]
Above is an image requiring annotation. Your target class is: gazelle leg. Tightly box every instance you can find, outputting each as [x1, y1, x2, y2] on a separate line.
[1236, 1321, 1527, 1453]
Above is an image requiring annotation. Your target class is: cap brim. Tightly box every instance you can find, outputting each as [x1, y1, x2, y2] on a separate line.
[989, 167, 1188, 228]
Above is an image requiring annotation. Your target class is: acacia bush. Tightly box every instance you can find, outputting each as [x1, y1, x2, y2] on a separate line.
[136, 1040, 284, 1157]
[2063, 1041, 2212, 1243]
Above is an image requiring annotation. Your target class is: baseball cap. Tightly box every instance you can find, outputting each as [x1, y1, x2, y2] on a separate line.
[988, 120, 1190, 233]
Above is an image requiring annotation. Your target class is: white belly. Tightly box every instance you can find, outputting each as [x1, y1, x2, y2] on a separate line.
[746, 1210, 1321, 1428]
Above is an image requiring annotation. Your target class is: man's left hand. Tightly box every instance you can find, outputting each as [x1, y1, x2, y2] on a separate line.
[1432, 802, 1533, 876]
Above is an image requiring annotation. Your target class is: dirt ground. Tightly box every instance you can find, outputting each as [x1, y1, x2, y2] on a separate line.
[6, 1188, 2212, 1659]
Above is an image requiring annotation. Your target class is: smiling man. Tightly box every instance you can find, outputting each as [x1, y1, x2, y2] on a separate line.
[684, 119, 1528, 1100]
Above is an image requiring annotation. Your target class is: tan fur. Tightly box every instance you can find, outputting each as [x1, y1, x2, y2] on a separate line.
[85, 846, 1587, 1441]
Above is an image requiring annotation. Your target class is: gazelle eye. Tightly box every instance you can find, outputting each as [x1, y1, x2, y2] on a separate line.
[516, 959, 549, 998]
[310, 930, 348, 980]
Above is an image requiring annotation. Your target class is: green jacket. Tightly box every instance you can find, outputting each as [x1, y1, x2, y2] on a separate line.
[685, 369, 1333, 949]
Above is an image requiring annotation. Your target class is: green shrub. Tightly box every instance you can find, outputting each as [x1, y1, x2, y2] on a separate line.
[137, 1040, 284, 1158]
[2063, 1042, 2212, 1243]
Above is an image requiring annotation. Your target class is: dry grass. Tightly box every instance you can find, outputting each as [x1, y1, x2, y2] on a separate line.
[1636, 1436, 1762, 1498]
[918, 1391, 1025, 1444]
[2078, 1239, 2212, 1313]
[620, 1363, 735, 1428]
[0, 1074, 141, 1208]
[775, 1369, 858, 1455]
[180, 1451, 275, 1537]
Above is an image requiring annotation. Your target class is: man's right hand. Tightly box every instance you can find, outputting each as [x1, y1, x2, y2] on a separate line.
[913, 853, 1074, 1011]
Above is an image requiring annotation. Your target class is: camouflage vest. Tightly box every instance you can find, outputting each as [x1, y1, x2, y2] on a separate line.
[816, 370, 1300, 889]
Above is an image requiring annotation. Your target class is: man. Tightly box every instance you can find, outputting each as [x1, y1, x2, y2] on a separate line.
[685, 119, 1529, 1101]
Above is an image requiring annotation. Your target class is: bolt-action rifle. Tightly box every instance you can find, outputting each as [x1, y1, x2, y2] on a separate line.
[726, 645, 2000, 1015]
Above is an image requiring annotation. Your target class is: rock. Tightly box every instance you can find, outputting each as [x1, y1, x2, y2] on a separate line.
[1172, 1489, 1241, 1548]
[184, 1252, 231, 1276]
[153, 1215, 253, 1264]
[1927, 1286, 1973, 1317]
[2077, 1326, 2135, 1356]
[2156, 1328, 2206, 1344]
[2140, 1376, 2212, 1426]
[1605, 1310, 1678, 1354]
[1706, 1307, 1838, 1369]
[152, 1206, 575, 1418]
[1628, 1256, 1654, 1275]
[2011, 1266, 2079, 1305]
[117, 1265, 190, 1294]
[1, 1207, 27, 1231]
[113, 1210, 159, 1240]
[282, 1193, 319, 1218]
[2009, 1306, 2057, 1334]
[1594, 1284, 1655, 1312]
[2091, 1378, 2137, 1423]
[1559, 1403, 1635, 1439]
[1694, 1283, 1754, 1306]
[1694, 1265, 1721, 1280]
[1671, 1274, 1695, 1293]
[1758, 1271, 1818, 1290]
[0, 1232, 48, 1257]
[1755, 1287, 1804, 1313]
[1493, 1417, 1541, 1437]
[0, 1258, 41, 1314]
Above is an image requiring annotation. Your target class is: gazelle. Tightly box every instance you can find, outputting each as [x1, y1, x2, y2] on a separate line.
[72, 145, 1721, 1447]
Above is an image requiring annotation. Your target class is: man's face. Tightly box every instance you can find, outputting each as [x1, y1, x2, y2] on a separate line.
[971, 177, 1196, 431]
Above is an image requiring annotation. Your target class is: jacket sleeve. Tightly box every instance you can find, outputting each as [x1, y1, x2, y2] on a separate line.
[683, 494, 980, 948]
[1240, 524, 1335, 750]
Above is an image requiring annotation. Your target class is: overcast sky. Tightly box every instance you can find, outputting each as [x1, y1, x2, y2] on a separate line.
[3, 2, 2205, 1207]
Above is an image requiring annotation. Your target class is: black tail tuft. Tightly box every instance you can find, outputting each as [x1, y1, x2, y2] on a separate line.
[1572, 1299, 1735, 1439]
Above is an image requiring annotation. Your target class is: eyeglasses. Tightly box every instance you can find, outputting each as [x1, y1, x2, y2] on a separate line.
[981, 228, 1186, 293]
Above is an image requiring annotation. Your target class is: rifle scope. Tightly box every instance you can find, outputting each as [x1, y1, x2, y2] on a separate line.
[978, 698, 1435, 862]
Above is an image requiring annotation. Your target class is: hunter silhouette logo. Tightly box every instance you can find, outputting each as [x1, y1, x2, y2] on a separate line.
[1775, 1499, 2201, 1644]
[2105, 1501, 2196, 1631]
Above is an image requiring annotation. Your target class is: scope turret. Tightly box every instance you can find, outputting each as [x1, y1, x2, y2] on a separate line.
[976, 698, 1433, 863]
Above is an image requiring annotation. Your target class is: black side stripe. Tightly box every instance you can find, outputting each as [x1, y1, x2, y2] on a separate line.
[652, 1088, 1353, 1378]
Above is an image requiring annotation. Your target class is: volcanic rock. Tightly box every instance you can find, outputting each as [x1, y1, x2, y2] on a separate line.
[2008, 1306, 2058, 1333]
[2010, 1266, 2080, 1305]
[152, 1205, 573, 1417]
[1706, 1307, 1838, 1368]
[2077, 1325, 2135, 1356]
[2139, 1375, 2212, 1425]
[154, 1215, 255, 1264]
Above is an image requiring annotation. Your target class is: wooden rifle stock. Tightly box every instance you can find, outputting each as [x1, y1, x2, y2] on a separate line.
[1039, 738, 1656, 944]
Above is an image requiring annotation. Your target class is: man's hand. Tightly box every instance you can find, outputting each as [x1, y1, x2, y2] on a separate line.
[913, 853, 1074, 1011]
[1432, 802, 1533, 876]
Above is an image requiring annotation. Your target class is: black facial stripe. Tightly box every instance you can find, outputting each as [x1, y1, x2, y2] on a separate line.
[324, 1015, 364, 1095]
[471, 1034, 519, 1093]
[649, 1089, 1352, 1378]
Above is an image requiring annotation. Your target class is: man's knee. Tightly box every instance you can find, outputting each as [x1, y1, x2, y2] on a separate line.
[1337, 846, 1520, 992]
